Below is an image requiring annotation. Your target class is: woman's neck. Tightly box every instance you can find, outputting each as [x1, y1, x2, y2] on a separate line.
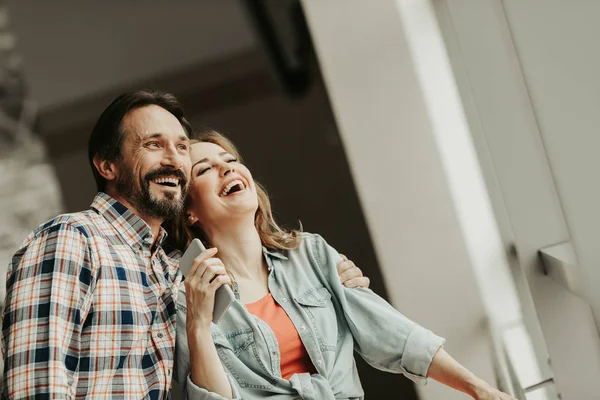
[204, 218, 265, 279]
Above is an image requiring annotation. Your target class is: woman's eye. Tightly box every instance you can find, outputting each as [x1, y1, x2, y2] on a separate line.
[227, 158, 238, 163]
[197, 166, 211, 176]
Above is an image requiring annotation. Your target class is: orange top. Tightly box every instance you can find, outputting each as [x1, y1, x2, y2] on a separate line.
[246, 293, 316, 380]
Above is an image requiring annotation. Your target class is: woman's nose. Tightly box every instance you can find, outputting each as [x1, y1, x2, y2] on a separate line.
[220, 163, 235, 177]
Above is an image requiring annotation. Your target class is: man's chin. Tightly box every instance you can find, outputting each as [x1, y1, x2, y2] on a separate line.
[150, 186, 182, 201]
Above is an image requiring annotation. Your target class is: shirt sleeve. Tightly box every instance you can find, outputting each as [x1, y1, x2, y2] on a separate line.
[2, 223, 92, 399]
[311, 234, 445, 384]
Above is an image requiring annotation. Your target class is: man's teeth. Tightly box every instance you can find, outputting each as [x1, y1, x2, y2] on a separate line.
[152, 177, 179, 186]
[220, 180, 245, 196]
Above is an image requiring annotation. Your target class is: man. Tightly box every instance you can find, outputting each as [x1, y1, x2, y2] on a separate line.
[2, 90, 369, 398]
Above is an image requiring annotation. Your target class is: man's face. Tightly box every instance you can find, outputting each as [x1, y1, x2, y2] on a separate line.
[114, 105, 192, 220]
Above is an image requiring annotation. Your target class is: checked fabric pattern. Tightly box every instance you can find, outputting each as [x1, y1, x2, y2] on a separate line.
[2, 193, 182, 399]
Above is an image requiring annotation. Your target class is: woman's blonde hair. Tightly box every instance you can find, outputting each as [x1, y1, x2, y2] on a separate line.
[167, 129, 302, 252]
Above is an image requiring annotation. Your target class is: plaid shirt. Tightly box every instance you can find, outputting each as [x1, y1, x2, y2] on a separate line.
[2, 192, 182, 399]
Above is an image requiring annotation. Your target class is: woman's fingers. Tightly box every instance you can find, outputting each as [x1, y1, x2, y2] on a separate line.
[208, 274, 232, 291]
[337, 257, 359, 277]
[344, 276, 371, 288]
[200, 263, 228, 285]
[187, 247, 218, 277]
[184, 249, 231, 328]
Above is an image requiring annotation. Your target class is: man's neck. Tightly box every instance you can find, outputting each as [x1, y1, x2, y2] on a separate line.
[105, 190, 164, 245]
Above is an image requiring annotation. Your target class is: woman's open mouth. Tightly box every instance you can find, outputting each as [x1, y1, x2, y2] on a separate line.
[220, 179, 246, 197]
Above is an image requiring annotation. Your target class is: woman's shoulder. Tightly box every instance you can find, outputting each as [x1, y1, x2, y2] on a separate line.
[289, 232, 327, 258]
[297, 231, 328, 247]
[288, 232, 341, 270]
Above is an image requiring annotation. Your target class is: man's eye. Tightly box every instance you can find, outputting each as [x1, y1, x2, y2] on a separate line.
[177, 144, 189, 151]
[147, 142, 160, 148]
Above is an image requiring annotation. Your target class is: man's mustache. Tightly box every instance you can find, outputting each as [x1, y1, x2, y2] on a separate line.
[144, 167, 188, 187]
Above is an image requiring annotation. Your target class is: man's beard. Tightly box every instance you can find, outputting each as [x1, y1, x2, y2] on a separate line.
[116, 164, 188, 220]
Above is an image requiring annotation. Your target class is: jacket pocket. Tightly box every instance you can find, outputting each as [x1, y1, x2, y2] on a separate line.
[295, 286, 339, 352]
[212, 329, 275, 389]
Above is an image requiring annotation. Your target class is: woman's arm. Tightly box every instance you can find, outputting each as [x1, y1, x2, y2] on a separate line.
[184, 247, 234, 398]
[186, 325, 233, 398]
[311, 233, 515, 399]
[427, 348, 515, 400]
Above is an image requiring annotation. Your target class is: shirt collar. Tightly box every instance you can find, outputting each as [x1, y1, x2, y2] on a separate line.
[90, 192, 168, 250]
[262, 247, 288, 261]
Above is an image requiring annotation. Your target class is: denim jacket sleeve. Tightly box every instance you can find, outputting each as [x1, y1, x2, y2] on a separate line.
[175, 289, 242, 400]
[310, 234, 445, 383]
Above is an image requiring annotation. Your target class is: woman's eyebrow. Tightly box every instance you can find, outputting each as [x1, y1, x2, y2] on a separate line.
[191, 158, 209, 171]
[192, 152, 230, 170]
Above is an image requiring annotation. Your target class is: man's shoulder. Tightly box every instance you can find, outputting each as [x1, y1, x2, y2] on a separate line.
[33, 209, 100, 239]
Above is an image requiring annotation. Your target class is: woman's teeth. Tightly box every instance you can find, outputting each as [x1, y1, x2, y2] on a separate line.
[220, 180, 245, 196]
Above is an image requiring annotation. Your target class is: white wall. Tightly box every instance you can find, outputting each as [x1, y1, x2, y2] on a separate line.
[435, 0, 600, 398]
[301, 1, 507, 398]
[503, 0, 600, 333]
[5, 0, 255, 111]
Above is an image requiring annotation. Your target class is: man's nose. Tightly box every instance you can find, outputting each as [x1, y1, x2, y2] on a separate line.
[161, 143, 185, 170]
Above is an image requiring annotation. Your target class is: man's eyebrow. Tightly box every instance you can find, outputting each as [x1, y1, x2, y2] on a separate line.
[142, 133, 189, 142]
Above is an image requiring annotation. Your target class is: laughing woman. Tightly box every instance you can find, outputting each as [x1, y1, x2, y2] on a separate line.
[172, 130, 515, 400]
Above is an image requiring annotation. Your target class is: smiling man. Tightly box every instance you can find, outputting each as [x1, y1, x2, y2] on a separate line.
[2, 90, 193, 399]
[1, 90, 370, 399]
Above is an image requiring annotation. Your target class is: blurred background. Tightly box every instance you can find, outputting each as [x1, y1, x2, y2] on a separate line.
[2, 1, 600, 399]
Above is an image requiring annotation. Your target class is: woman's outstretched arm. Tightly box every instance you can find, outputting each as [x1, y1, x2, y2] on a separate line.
[427, 347, 515, 400]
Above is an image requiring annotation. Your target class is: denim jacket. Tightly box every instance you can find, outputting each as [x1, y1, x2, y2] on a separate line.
[175, 233, 445, 400]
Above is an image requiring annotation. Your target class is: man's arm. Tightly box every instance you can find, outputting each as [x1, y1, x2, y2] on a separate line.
[2, 223, 90, 399]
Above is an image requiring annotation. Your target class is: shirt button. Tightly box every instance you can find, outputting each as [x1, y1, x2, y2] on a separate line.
[271, 351, 277, 356]
[300, 325, 307, 331]
[157, 332, 164, 338]
[317, 359, 323, 365]
[281, 297, 288, 303]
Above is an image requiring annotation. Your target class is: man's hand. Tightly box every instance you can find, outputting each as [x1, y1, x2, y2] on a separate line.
[337, 254, 371, 288]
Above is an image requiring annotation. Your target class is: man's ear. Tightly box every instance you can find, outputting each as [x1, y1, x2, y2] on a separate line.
[93, 156, 118, 182]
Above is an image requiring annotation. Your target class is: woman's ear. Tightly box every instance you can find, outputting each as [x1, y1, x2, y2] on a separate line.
[93, 156, 118, 182]
[186, 212, 198, 226]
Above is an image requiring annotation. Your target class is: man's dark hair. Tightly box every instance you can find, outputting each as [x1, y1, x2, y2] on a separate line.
[88, 89, 193, 191]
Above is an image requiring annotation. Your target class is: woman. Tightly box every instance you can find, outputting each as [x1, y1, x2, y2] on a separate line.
[173, 130, 515, 400]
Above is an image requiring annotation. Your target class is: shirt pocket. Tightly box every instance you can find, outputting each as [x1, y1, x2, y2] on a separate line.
[295, 286, 339, 352]
[212, 329, 276, 389]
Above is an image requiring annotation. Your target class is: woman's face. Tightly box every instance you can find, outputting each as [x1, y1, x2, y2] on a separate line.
[187, 142, 258, 227]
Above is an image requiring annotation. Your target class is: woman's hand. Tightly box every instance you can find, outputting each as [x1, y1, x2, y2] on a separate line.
[184, 247, 232, 332]
[183, 248, 235, 398]
[472, 384, 516, 400]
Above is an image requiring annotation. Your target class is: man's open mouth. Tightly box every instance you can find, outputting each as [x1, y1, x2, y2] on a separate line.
[151, 177, 181, 188]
